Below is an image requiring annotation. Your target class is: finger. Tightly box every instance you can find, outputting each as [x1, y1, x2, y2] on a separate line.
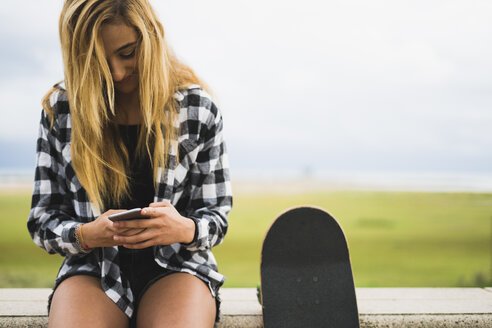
[114, 229, 155, 244]
[149, 201, 171, 208]
[113, 218, 155, 229]
[118, 228, 146, 236]
[142, 206, 168, 217]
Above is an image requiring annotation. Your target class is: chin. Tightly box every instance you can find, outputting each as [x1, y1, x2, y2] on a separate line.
[115, 81, 139, 95]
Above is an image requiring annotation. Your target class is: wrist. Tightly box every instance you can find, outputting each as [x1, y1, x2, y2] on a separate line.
[75, 223, 93, 251]
[80, 223, 95, 249]
[182, 217, 197, 245]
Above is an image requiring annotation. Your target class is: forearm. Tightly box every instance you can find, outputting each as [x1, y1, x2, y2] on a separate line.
[184, 205, 230, 251]
[28, 210, 90, 256]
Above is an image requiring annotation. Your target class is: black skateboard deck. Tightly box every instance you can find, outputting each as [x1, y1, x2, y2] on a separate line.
[260, 206, 359, 328]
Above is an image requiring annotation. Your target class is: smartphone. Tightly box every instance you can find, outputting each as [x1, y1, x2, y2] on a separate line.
[108, 208, 151, 222]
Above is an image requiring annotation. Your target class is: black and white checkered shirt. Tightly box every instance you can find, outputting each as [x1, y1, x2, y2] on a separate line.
[27, 84, 232, 318]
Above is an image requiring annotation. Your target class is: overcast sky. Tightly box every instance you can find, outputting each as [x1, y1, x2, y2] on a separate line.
[0, 0, 491, 179]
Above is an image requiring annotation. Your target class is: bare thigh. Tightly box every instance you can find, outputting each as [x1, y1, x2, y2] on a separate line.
[49, 275, 129, 328]
[136, 273, 216, 328]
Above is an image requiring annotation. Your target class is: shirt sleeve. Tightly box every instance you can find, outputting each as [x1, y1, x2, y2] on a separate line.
[27, 103, 90, 256]
[179, 92, 233, 252]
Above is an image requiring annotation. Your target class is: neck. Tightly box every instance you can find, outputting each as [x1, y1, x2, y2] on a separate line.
[115, 91, 141, 125]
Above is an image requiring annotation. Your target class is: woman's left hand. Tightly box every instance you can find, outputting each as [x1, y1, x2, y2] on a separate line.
[112, 201, 195, 249]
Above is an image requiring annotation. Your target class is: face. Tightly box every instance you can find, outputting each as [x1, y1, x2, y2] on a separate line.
[100, 21, 139, 95]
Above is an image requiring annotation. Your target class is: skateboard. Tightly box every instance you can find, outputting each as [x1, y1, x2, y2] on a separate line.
[260, 206, 360, 327]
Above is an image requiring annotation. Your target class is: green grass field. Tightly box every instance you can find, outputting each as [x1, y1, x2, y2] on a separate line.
[1, 188, 491, 288]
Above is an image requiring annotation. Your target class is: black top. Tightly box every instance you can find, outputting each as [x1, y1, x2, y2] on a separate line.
[109, 124, 155, 210]
[113, 125, 155, 256]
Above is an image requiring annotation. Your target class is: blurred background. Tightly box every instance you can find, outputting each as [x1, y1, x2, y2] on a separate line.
[0, 0, 491, 288]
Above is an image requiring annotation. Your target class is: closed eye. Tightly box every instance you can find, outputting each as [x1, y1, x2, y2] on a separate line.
[119, 48, 136, 59]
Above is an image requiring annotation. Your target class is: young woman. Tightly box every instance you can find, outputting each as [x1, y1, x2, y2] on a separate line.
[27, 1, 232, 327]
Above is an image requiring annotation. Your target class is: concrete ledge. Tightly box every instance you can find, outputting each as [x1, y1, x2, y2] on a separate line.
[2, 288, 492, 327]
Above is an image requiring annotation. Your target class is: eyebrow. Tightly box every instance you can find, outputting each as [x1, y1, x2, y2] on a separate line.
[115, 41, 137, 53]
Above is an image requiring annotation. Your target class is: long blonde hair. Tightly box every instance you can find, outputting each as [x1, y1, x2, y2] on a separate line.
[42, 0, 204, 211]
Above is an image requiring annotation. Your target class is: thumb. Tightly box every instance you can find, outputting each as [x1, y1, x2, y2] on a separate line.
[149, 201, 172, 208]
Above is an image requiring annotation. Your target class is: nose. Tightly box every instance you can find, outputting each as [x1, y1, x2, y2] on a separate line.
[109, 59, 125, 82]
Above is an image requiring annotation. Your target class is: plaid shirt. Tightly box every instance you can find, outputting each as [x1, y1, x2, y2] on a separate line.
[27, 84, 232, 318]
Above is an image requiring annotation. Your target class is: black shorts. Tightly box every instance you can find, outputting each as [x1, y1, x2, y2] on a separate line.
[118, 246, 220, 327]
[49, 247, 220, 327]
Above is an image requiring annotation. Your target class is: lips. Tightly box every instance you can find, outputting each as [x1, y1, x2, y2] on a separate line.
[117, 75, 133, 83]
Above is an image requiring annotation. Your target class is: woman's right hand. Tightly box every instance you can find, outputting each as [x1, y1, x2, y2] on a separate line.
[82, 209, 145, 248]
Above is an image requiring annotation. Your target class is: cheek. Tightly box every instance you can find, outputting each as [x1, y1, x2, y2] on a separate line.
[130, 58, 138, 72]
